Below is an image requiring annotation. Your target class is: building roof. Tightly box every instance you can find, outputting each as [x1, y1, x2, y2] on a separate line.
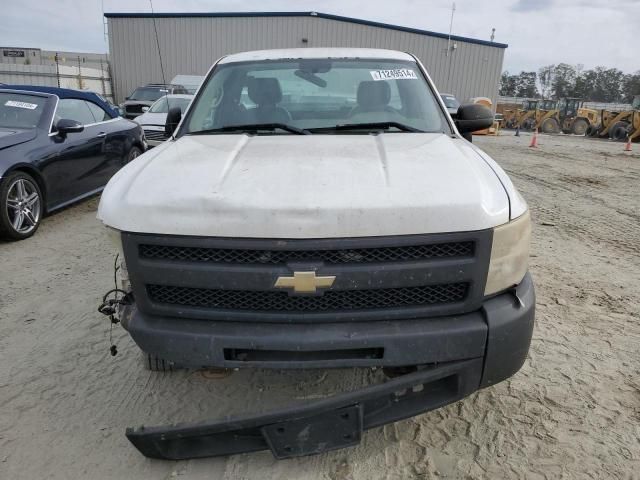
[219, 48, 415, 64]
[104, 11, 508, 49]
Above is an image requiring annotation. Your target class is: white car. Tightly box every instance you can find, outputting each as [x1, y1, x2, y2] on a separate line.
[98, 48, 533, 461]
[134, 94, 193, 146]
[440, 93, 461, 115]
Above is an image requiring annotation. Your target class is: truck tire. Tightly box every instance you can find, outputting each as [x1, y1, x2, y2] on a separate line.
[0, 171, 44, 241]
[572, 118, 589, 136]
[609, 122, 630, 141]
[541, 118, 560, 134]
[142, 352, 183, 372]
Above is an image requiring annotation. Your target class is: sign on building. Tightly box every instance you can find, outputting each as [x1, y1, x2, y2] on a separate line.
[3, 50, 26, 58]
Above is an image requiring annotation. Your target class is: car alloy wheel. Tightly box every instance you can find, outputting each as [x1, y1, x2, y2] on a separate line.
[6, 177, 41, 235]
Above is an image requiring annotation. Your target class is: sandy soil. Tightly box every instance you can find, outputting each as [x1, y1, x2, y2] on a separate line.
[1, 133, 639, 479]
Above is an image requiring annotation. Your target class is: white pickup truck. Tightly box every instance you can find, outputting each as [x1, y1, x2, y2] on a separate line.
[98, 48, 534, 460]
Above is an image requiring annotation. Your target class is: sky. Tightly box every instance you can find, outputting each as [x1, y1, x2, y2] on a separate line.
[0, 0, 637, 74]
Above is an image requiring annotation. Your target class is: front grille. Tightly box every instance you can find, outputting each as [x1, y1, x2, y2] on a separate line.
[147, 283, 469, 312]
[126, 104, 144, 114]
[139, 241, 474, 265]
[143, 129, 167, 142]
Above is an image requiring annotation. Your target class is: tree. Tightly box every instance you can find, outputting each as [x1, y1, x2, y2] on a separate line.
[499, 71, 518, 96]
[622, 71, 640, 102]
[516, 71, 538, 98]
[552, 63, 578, 98]
[538, 65, 554, 99]
[586, 67, 625, 102]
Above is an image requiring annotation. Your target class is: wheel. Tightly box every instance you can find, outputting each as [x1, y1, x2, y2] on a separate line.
[541, 118, 560, 134]
[572, 118, 589, 136]
[521, 118, 535, 131]
[609, 121, 630, 141]
[0, 171, 44, 241]
[126, 146, 142, 163]
[142, 352, 183, 372]
[586, 124, 600, 137]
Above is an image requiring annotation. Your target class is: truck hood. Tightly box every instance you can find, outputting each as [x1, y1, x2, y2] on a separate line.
[98, 133, 510, 238]
[135, 112, 167, 127]
[0, 127, 36, 151]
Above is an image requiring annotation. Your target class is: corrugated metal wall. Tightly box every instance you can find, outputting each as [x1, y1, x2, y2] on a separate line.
[108, 15, 505, 105]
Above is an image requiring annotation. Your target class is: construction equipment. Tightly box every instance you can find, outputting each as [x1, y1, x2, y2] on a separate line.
[585, 95, 640, 141]
[533, 100, 558, 132]
[536, 98, 599, 135]
[515, 100, 539, 130]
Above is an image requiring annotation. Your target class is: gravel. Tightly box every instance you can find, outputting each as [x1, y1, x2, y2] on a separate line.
[1, 133, 638, 479]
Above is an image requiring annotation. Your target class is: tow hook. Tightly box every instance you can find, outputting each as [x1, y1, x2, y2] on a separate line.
[510, 287, 525, 309]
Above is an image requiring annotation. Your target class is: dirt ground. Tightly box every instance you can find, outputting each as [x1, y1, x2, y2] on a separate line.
[1, 133, 639, 480]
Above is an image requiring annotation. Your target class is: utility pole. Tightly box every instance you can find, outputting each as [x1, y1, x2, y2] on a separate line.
[54, 52, 60, 88]
[446, 2, 456, 57]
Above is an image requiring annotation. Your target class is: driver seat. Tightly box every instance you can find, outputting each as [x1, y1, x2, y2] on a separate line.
[350, 81, 396, 117]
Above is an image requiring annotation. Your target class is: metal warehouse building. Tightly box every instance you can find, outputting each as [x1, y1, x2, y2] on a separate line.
[105, 11, 507, 105]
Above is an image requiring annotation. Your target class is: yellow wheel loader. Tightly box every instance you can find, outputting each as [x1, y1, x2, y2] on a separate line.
[537, 98, 598, 135]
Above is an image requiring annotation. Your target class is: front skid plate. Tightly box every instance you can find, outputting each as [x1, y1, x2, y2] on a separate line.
[126, 358, 483, 460]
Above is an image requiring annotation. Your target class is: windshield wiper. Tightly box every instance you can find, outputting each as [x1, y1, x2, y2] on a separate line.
[186, 123, 310, 135]
[309, 122, 425, 133]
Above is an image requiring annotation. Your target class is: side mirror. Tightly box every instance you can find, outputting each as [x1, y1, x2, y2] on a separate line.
[125, 96, 130, 100]
[454, 104, 494, 137]
[141, 106, 150, 113]
[165, 106, 182, 137]
[56, 119, 84, 136]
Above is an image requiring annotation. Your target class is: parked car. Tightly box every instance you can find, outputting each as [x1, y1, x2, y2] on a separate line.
[170, 75, 205, 95]
[120, 84, 189, 119]
[0, 86, 145, 240]
[99, 48, 531, 461]
[4, 84, 120, 118]
[440, 93, 461, 115]
[134, 94, 193, 147]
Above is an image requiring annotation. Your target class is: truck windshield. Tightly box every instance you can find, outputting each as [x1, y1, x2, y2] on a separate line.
[149, 97, 192, 113]
[183, 59, 450, 135]
[0, 92, 47, 129]
[129, 87, 168, 102]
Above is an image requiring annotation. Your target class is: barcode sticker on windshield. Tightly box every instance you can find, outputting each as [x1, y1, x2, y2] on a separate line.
[370, 69, 418, 81]
[5, 100, 38, 110]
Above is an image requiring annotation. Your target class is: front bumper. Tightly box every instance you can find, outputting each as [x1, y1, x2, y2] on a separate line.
[123, 274, 534, 460]
[122, 273, 534, 375]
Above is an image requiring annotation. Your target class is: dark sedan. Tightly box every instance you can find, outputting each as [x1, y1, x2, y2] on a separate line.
[0, 87, 146, 240]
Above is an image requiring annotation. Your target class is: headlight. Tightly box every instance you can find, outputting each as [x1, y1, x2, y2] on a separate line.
[106, 227, 131, 291]
[484, 210, 531, 296]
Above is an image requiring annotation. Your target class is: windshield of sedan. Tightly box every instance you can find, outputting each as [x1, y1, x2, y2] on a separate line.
[149, 97, 192, 113]
[441, 95, 460, 109]
[129, 87, 168, 102]
[183, 59, 450, 135]
[0, 92, 47, 129]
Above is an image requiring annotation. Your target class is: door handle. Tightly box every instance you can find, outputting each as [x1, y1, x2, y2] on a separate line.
[97, 132, 107, 138]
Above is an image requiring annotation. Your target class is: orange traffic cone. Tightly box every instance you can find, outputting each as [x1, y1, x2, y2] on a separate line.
[529, 129, 538, 148]
[624, 135, 632, 152]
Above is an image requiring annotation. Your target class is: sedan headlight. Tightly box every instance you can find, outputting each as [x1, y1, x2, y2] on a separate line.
[484, 210, 531, 296]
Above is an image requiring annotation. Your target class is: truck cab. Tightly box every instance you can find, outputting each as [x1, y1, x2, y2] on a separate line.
[98, 48, 534, 460]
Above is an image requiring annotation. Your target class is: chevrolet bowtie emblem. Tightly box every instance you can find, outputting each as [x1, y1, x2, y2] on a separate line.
[274, 271, 336, 294]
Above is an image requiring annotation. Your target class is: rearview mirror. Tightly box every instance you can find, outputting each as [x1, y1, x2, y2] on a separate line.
[165, 107, 182, 137]
[56, 119, 84, 136]
[454, 104, 494, 138]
